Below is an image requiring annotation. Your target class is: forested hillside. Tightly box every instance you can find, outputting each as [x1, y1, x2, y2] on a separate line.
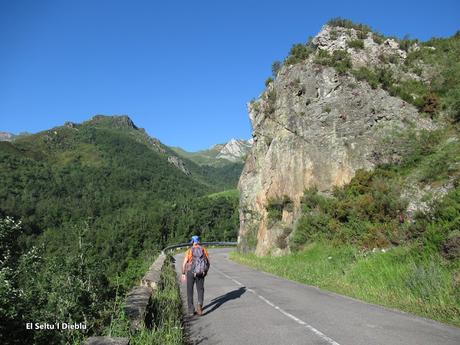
[0, 116, 239, 344]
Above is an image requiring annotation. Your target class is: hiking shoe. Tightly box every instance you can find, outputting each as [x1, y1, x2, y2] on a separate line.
[196, 305, 203, 316]
[188, 308, 195, 317]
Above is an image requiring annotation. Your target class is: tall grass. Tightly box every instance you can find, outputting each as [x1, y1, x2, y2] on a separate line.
[230, 243, 460, 326]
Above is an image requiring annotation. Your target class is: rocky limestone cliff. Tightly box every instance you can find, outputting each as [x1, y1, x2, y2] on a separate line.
[0, 132, 14, 142]
[238, 24, 434, 256]
[313, 25, 407, 68]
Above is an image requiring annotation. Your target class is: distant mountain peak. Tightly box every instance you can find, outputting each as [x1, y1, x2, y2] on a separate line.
[85, 115, 138, 130]
[216, 138, 252, 162]
[0, 131, 15, 142]
[210, 143, 225, 151]
[171, 138, 253, 166]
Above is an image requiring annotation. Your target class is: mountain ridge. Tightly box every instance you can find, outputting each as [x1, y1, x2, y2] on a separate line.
[171, 138, 252, 166]
[3, 114, 243, 192]
[2, 114, 249, 183]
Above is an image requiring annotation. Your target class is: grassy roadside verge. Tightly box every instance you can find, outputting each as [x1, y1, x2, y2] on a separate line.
[106, 256, 185, 345]
[230, 243, 460, 327]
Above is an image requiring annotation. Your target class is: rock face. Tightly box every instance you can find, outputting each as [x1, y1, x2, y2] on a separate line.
[89, 114, 138, 129]
[0, 132, 15, 141]
[312, 25, 407, 67]
[167, 156, 191, 175]
[238, 24, 433, 256]
[216, 138, 253, 162]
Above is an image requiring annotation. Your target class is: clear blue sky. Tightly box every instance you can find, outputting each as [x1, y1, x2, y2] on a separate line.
[1, 0, 459, 151]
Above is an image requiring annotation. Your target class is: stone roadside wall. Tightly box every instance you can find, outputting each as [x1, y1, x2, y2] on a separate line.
[85, 253, 167, 345]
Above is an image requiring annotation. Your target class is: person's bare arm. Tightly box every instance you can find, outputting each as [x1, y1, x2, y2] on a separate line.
[182, 250, 188, 274]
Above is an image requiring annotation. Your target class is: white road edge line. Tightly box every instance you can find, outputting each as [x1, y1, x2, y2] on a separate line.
[213, 266, 342, 345]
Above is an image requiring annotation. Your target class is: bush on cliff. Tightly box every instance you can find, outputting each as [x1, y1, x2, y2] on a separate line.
[285, 44, 314, 66]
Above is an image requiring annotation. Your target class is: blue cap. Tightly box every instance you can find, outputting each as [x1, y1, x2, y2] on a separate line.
[190, 235, 200, 244]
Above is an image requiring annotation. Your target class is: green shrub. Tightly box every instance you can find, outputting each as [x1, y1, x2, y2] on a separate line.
[399, 37, 418, 52]
[398, 129, 443, 167]
[338, 172, 405, 224]
[387, 85, 411, 102]
[272, 60, 281, 77]
[348, 39, 364, 49]
[331, 50, 352, 74]
[376, 68, 394, 89]
[409, 186, 460, 256]
[448, 93, 460, 123]
[373, 33, 385, 45]
[396, 79, 428, 101]
[444, 87, 460, 123]
[327, 17, 372, 33]
[329, 28, 338, 40]
[402, 31, 460, 120]
[291, 213, 332, 249]
[266, 90, 277, 114]
[352, 67, 379, 88]
[266, 195, 293, 222]
[292, 168, 409, 249]
[301, 187, 336, 214]
[315, 49, 352, 75]
[285, 44, 313, 65]
[405, 49, 424, 66]
[314, 49, 331, 64]
[265, 77, 274, 87]
[351, 64, 439, 113]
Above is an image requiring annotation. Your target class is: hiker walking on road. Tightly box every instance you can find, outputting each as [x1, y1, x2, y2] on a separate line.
[182, 235, 210, 316]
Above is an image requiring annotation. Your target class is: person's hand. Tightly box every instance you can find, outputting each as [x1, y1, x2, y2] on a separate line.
[181, 274, 186, 283]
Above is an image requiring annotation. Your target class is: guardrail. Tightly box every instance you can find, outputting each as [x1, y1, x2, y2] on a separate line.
[85, 241, 237, 345]
[162, 241, 237, 254]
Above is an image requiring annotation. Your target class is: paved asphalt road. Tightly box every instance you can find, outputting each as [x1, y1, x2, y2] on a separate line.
[174, 248, 460, 345]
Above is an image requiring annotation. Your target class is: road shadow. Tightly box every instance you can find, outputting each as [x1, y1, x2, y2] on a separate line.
[203, 287, 246, 315]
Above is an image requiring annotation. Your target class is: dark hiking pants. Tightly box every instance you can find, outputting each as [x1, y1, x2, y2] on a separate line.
[186, 270, 205, 313]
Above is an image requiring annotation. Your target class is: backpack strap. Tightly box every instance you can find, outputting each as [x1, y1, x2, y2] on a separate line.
[202, 246, 209, 260]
